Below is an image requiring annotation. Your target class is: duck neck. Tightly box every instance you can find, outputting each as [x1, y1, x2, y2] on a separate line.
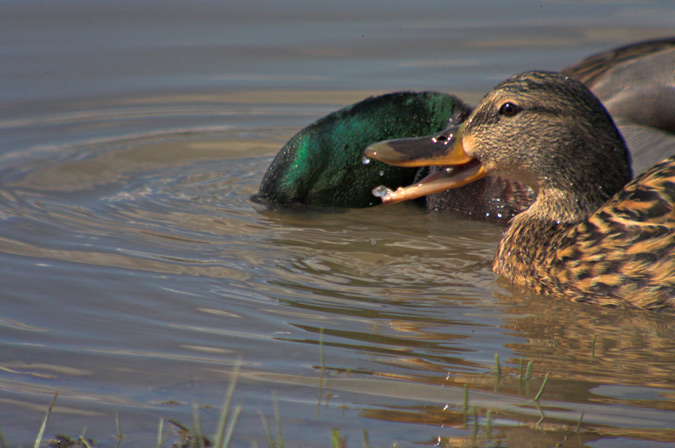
[492, 186, 602, 289]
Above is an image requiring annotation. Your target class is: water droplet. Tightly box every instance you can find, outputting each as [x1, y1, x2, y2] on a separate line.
[362, 156, 371, 165]
[372, 185, 393, 198]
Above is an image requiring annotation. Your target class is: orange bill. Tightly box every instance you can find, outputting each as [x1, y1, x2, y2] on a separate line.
[364, 123, 486, 203]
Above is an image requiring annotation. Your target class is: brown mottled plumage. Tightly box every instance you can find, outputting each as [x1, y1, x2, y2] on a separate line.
[367, 71, 675, 312]
[496, 156, 675, 311]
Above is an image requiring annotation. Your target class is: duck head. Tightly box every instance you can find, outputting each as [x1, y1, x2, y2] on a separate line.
[258, 91, 470, 208]
[366, 71, 632, 222]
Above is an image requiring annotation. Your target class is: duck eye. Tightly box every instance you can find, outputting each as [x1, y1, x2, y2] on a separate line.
[499, 102, 520, 117]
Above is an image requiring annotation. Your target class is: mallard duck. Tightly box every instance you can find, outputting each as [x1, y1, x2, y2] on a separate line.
[257, 91, 471, 208]
[365, 71, 675, 312]
[258, 38, 674, 220]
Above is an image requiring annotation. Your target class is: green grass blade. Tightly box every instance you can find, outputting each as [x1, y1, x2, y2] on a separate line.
[331, 428, 345, 448]
[535, 401, 545, 431]
[463, 384, 469, 412]
[33, 393, 58, 448]
[115, 413, 124, 448]
[533, 372, 550, 401]
[220, 405, 242, 448]
[168, 419, 190, 432]
[486, 409, 492, 437]
[192, 403, 205, 448]
[258, 411, 276, 448]
[575, 411, 585, 433]
[156, 418, 164, 448]
[214, 360, 242, 448]
[79, 429, 92, 448]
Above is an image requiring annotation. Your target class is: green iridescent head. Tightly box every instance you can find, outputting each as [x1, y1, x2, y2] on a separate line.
[258, 91, 470, 208]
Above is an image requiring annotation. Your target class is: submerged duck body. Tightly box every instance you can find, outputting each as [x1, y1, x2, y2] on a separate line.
[367, 71, 675, 312]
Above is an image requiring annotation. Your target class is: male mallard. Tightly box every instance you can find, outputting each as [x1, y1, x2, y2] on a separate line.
[365, 71, 675, 312]
[258, 38, 674, 220]
[257, 91, 471, 208]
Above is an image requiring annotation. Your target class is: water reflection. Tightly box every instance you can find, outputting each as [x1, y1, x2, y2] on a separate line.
[501, 293, 675, 389]
[252, 292, 675, 447]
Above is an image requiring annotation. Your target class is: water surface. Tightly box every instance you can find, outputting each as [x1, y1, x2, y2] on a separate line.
[1, 1, 675, 446]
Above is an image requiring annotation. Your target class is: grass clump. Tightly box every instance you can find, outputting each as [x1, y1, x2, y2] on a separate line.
[168, 361, 242, 448]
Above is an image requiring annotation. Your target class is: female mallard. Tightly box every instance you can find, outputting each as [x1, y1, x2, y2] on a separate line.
[365, 71, 675, 312]
[419, 37, 675, 217]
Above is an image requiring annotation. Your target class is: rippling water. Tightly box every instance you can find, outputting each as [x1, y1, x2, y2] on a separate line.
[2, 1, 675, 447]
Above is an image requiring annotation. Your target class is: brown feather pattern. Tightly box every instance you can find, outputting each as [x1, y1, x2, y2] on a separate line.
[495, 148, 675, 311]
